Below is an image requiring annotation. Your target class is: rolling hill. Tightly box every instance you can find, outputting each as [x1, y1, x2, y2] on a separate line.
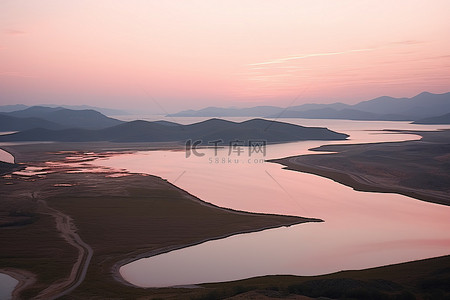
[0, 115, 64, 131]
[0, 104, 127, 115]
[413, 112, 450, 124]
[0, 106, 124, 131]
[0, 118, 348, 143]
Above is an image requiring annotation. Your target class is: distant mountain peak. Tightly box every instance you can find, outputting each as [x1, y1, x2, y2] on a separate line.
[416, 91, 432, 96]
[1, 106, 124, 131]
[167, 91, 449, 121]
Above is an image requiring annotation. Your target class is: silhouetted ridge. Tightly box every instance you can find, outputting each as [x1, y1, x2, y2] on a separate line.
[413, 112, 450, 124]
[168, 91, 450, 121]
[0, 106, 123, 131]
[0, 118, 348, 143]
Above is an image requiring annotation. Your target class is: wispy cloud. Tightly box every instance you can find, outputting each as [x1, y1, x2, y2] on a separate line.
[0, 71, 37, 78]
[4, 29, 26, 35]
[248, 40, 424, 68]
[241, 39, 435, 94]
[248, 48, 376, 66]
[389, 40, 424, 46]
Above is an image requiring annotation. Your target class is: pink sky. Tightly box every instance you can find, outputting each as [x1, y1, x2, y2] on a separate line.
[1, 0, 449, 112]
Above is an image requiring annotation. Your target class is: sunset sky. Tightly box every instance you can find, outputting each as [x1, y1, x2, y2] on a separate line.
[1, 0, 450, 112]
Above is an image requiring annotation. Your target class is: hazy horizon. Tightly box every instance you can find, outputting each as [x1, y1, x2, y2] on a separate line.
[1, 1, 450, 113]
[1, 90, 449, 116]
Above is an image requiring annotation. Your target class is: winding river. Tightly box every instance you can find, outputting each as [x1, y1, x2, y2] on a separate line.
[93, 119, 450, 287]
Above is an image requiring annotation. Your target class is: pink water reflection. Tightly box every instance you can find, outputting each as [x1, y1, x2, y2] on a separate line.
[93, 120, 450, 287]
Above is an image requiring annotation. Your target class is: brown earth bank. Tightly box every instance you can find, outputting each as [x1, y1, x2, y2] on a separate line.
[0, 142, 319, 299]
[203, 255, 450, 300]
[1, 140, 449, 299]
[269, 129, 450, 206]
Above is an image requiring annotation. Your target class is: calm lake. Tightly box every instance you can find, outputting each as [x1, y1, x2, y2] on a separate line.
[93, 119, 450, 287]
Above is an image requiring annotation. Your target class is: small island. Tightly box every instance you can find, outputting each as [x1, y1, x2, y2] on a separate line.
[0, 116, 348, 143]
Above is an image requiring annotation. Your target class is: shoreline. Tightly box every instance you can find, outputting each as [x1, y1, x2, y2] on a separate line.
[269, 156, 447, 206]
[0, 147, 25, 175]
[60, 146, 322, 288]
[1, 142, 318, 298]
[107, 165, 322, 287]
[0, 147, 15, 164]
[269, 129, 450, 207]
[1, 136, 449, 297]
[0, 268, 36, 300]
[112, 221, 317, 288]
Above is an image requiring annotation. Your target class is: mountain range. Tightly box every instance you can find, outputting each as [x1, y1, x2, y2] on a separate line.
[0, 106, 124, 131]
[0, 118, 348, 143]
[169, 92, 450, 121]
[0, 104, 127, 115]
[1, 91, 449, 143]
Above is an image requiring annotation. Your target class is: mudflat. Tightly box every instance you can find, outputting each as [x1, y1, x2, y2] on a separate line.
[1, 138, 449, 299]
[269, 129, 450, 206]
[0, 142, 318, 298]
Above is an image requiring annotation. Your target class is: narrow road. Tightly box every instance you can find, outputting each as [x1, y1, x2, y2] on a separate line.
[35, 200, 93, 300]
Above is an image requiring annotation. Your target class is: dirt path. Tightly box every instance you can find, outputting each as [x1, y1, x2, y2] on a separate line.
[34, 200, 93, 300]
